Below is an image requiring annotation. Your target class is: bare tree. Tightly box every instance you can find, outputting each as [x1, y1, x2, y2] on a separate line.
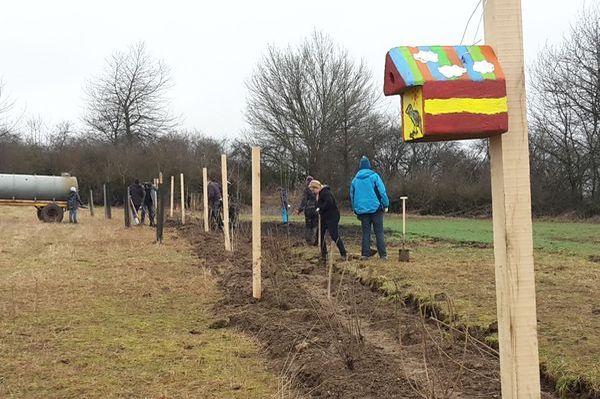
[83, 42, 177, 145]
[245, 31, 380, 184]
[0, 80, 19, 139]
[528, 5, 600, 212]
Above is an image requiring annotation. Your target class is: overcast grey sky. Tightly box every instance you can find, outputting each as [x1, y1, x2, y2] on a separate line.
[0, 0, 592, 139]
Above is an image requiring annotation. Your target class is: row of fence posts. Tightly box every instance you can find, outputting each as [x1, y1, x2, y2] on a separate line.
[86, 184, 112, 220]
[116, 147, 263, 299]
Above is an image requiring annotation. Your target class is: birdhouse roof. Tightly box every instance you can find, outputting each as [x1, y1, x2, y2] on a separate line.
[384, 45, 505, 96]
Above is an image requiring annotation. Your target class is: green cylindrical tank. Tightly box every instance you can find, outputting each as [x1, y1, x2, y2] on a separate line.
[0, 173, 78, 201]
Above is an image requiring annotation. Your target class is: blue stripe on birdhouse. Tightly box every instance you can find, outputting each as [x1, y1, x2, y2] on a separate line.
[454, 46, 484, 81]
[389, 47, 416, 86]
[418, 46, 448, 81]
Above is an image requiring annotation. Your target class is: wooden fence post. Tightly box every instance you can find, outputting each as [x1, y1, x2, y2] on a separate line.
[124, 187, 131, 228]
[156, 175, 166, 243]
[170, 175, 174, 218]
[180, 173, 185, 225]
[252, 147, 261, 299]
[203, 168, 209, 232]
[484, 0, 541, 396]
[89, 189, 94, 217]
[222, 154, 231, 251]
[103, 184, 111, 219]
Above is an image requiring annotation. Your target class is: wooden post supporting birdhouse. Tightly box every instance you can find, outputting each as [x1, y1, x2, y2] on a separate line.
[382, 0, 540, 395]
[485, 0, 541, 396]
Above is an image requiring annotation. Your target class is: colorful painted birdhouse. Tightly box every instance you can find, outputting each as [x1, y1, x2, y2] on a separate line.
[384, 46, 508, 142]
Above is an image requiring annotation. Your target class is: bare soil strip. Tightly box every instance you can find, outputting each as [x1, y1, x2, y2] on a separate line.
[179, 221, 559, 398]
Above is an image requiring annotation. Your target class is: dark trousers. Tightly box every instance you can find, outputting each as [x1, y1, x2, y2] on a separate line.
[141, 203, 155, 226]
[305, 214, 318, 245]
[320, 215, 346, 258]
[358, 211, 387, 258]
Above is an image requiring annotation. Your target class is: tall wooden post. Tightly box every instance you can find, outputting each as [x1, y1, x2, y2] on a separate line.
[124, 187, 131, 228]
[103, 184, 111, 219]
[221, 154, 231, 251]
[252, 147, 261, 299]
[180, 173, 185, 225]
[88, 189, 94, 217]
[202, 168, 209, 232]
[169, 175, 174, 218]
[484, 0, 541, 397]
[401, 196, 408, 243]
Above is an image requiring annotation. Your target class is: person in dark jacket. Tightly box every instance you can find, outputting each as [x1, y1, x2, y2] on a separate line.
[141, 182, 155, 227]
[296, 175, 318, 245]
[309, 180, 347, 261]
[128, 179, 145, 212]
[207, 179, 223, 229]
[350, 156, 390, 259]
[67, 186, 84, 224]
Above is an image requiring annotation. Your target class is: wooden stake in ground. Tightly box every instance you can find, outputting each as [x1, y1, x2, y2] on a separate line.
[484, 0, 541, 396]
[401, 196, 408, 244]
[221, 154, 231, 251]
[202, 167, 209, 232]
[251, 147, 261, 299]
[88, 189, 94, 217]
[156, 178, 166, 243]
[124, 187, 131, 228]
[327, 242, 333, 300]
[159, 172, 163, 185]
[170, 175, 174, 218]
[317, 214, 321, 252]
[103, 184, 111, 219]
[180, 173, 185, 225]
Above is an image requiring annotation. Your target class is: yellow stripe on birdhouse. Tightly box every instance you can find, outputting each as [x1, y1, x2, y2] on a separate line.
[424, 97, 508, 115]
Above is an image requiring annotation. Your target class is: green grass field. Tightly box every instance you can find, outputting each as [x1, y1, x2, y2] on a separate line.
[274, 212, 600, 258]
[341, 214, 600, 258]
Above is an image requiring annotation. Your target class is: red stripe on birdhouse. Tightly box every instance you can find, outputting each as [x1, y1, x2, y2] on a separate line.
[424, 112, 508, 135]
[423, 80, 506, 99]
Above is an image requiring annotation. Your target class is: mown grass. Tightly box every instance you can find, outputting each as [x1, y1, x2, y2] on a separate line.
[287, 211, 599, 396]
[0, 207, 279, 398]
[266, 212, 600, 257]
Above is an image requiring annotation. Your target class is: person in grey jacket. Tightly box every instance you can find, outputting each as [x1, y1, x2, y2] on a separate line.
[296, 175, 318, 245]
[67, 187, 85, 224]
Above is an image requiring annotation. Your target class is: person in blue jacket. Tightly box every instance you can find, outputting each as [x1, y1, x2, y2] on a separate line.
[350, 156, 390, 259]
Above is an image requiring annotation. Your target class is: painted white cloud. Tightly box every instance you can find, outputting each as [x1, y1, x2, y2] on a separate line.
[413, 50, 438, 63]
[473, 60, 495, 74]
[438, 65, 467, 78]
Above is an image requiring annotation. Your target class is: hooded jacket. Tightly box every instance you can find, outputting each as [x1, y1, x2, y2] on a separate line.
[129, 183, 145, 207]
[316, 186, 340, 221]
[67, 191, 84, 210]
[350, 157, 390, 215]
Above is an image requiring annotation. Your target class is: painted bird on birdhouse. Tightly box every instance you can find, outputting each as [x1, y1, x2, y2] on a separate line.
[384, 45, 508, 142]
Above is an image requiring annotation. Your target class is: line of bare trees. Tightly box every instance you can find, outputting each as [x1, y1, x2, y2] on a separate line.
[1, 6, 599, 216]
[528, 6, 600, 216]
